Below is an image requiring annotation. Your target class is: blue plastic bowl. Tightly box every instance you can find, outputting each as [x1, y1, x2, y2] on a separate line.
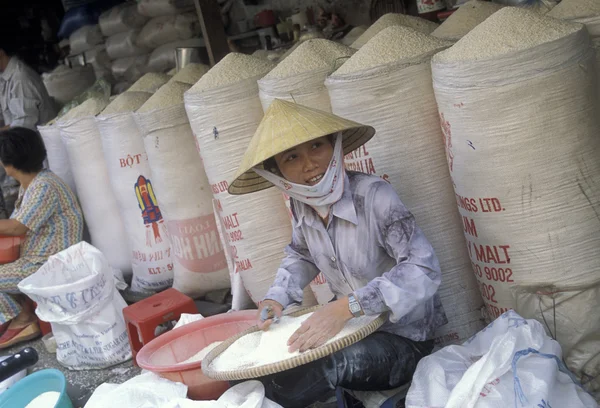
[0, 369, 73, 408]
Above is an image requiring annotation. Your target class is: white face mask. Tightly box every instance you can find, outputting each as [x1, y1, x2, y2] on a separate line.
[254, 133, 345, 218]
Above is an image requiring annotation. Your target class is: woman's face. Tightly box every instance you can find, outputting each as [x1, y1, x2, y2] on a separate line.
[274, 136, 334, 186]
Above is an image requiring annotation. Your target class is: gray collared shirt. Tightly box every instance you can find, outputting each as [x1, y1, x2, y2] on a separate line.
[0, 57, 56, 130]
[265, 171, 448, 342]
[0, 58, 56, 193]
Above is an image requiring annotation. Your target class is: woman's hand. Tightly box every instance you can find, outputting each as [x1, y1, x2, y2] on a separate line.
[257, 299, 283, 331]
[287, 297, 353, 353]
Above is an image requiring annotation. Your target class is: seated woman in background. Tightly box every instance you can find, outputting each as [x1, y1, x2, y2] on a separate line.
[0, 127, 83, 348]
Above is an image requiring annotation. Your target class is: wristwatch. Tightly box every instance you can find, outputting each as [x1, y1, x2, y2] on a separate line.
[348, 293, 363, 318]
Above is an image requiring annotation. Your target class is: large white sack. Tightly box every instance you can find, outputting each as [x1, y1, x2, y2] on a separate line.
[111, 54, 148, 82]
[184, 65, 318, 309]
[135, 89, 230, 299]
[325, 33, 484, 346]
[432, 9, 600, 392]
[147, 38, 205, 73]
[18, 242, 132, 370]
[38, 123, 77, 195]
[406, 311, 598, 408]
[69, 24, 104, 55]
[105, 30, 149, 60]
[137, 0, 196, 17]
[97, 103, 174, 295]
[99, 3, 148, 37]
[42, 64, 96, 106]
[136, 13, 201, 50]
[58, 110, 131, 276]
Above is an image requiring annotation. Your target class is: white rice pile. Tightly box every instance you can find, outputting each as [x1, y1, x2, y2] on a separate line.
[334, 26, 451, 75]
[432, 1, 504, 41]
[548, 0, 600, 19]
[167, 67, 177, 76]
[210, 313, 378, 371]
[434, 7, 580, 63]
[138, 80, 191, 113]
[129, 73, 171, 93]
[351, 13, 439, 49]
[263, 39, 356, 79]
[179, 341, 223, 364]
[190, 53, 275, 92]
[100, 91, 152, 115]
[169, 63, 210, 85]
[59, 97, 108, 121]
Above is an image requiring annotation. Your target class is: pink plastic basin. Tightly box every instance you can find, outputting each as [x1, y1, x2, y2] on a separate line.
[136, 310, 256, 400]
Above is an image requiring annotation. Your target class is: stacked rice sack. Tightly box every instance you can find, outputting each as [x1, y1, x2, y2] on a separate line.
[136, 0, 204, 74]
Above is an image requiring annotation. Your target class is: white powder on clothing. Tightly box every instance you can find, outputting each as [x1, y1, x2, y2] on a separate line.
[179, 341, 223, 364]
[263, 39, 356, 79]
[334, 26, 451, 75]
[25, 391, 61, 408]
[190, 53, 275, 92]
[434, 7, 580, 63]
[210, 313, 378, 372]
[351, 13, 439, 49]
[432, 0, 504, 41]
[548, 0, 600, 19]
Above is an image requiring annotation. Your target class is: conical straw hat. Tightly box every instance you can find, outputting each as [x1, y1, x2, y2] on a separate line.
[229, 99, 376, 195]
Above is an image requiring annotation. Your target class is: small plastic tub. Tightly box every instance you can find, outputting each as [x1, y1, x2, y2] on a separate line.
[136, 310, 256, 400]
[0, 368, 73, 408]
[0, 235, 25, 265]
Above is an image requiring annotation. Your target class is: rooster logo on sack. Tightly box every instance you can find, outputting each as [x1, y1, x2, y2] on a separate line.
[135, 175, 167, 247]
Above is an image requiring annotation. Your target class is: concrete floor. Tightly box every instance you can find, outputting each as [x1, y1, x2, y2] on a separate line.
[3, 299, 234, 407]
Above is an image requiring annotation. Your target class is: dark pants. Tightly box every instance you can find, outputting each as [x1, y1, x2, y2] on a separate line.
[256, 332, 434, 408]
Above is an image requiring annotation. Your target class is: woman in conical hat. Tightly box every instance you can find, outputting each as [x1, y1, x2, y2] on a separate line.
[229, 100, 447, 407]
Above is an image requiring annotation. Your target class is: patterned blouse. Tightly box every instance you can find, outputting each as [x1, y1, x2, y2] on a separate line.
[11, 170, 83, 258]
[265, 171, 448, 342]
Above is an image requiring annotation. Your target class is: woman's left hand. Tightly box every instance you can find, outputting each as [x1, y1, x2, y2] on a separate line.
[287, 297, 353, 353]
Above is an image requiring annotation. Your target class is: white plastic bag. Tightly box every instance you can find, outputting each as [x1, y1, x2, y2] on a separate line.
[105, 30, 149, 60]
[97, 110, 174, 295]
[69, 25, 104, 55]
[37, 123, 77, 195]
[406, 310, 598, 408]
[42, 64, 96, 106]
[136, 13, 200, 49]
[111, 54, 148, 82]
[135, 99, 230, 298]
[137, 0, 195, 18]
[99, 3, 148, 37]
[58, 113, 132, 275]
[164, 381, 283, 408]
[18, 242, 132, 370]
[84, 46, 113, 82]
[84, 372, 187, 408]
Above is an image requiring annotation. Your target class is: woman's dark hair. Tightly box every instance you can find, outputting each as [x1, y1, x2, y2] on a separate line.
[0, 127, 47, 173]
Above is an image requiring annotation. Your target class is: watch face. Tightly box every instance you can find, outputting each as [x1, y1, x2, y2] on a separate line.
[350, 303, 361, 313]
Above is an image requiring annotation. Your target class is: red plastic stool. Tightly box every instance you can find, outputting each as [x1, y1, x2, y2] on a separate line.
[123, 288, 198, 366]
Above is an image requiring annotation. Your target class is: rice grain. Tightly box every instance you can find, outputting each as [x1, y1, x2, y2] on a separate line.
[100, 91, 152, 115]
[59, 97, 109, 122]
[137, 80, 191, 113]
[432, 1, 504, 41]
[169, 63, 210, 85]
[334, 26, 451, 75]
[434, 7, 580, 63]
[351, 13, 439, 49]
[264, 39, 355, 79]
[129, 73, 170, 93]
[190, 53, 275, 92]
[548, 0, 600, 19]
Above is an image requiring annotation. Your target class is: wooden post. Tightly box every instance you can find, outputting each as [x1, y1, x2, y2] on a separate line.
[194, 0, 230, 66]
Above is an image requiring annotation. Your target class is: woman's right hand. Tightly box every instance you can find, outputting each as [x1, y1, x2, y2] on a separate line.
[257, 300, 283, 331]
